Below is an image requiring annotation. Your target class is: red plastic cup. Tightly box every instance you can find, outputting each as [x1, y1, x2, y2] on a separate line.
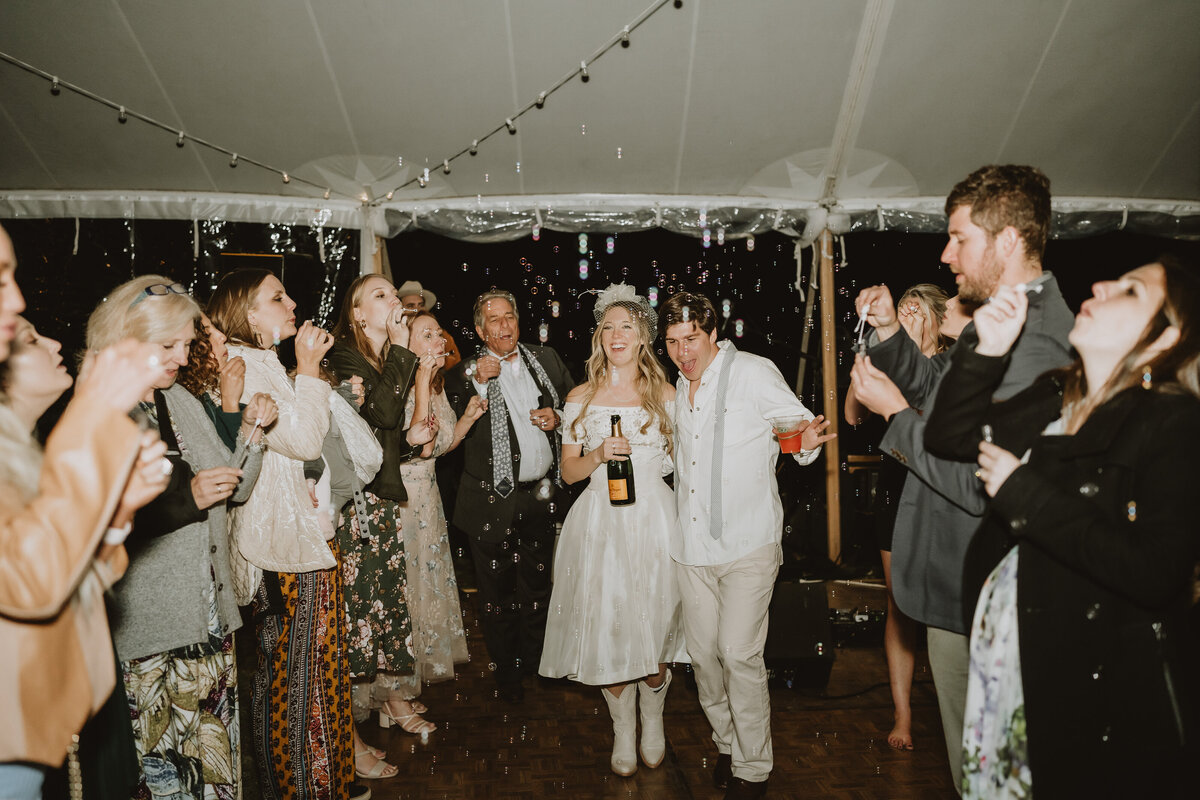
[771, 417, 806, 453]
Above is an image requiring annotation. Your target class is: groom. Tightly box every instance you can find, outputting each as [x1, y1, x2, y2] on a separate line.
[660, 291, 834, 800]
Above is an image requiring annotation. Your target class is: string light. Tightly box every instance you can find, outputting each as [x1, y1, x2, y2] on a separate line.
[442, 159, 451, 174]
[229, 154, 238, 168]
[0, 50, 345, 198]
[375, 0, 676, 197]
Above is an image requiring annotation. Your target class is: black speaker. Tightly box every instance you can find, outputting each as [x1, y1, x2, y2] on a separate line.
[764, 580, 834, 689]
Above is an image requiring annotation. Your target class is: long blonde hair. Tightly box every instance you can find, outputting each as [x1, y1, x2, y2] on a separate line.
[571, 302, 673, 455]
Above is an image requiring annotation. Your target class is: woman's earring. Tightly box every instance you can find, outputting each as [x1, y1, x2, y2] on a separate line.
[1142, 365, 1153, 390]
[359, 319, 367, 329]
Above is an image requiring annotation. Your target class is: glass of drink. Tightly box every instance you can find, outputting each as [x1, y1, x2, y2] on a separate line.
[771, 416, 807, 454]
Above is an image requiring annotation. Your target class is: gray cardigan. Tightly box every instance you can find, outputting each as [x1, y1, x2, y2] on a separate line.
[109, 384, 262, 661]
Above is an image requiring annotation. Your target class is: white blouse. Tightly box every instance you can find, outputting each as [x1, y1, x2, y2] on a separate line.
[226, 345, 335, 603]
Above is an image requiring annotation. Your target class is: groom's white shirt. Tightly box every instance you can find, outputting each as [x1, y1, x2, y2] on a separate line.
[671, 341, 820, 567]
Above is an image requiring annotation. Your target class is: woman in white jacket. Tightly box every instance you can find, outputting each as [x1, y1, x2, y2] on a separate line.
[208, 268, 357, 800]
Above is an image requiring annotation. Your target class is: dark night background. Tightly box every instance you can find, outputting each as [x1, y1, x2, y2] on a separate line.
[6, 217, 1199, 575]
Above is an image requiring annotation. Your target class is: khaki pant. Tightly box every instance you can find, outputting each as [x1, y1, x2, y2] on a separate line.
[927, 626, 969, 796]
[676, 543, 781, 782]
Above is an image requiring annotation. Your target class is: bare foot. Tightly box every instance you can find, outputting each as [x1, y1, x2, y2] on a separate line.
[887, 723, 914, 751]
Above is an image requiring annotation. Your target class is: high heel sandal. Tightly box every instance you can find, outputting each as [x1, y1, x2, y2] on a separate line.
[380, 700, 437, 735]
[354, 748, 398, 780]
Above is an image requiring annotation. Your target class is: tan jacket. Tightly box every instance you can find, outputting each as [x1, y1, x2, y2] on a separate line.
[0, 400, 140, 767]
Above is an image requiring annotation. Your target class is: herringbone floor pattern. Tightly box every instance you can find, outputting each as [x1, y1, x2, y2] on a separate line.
[348, 587, 955, 800]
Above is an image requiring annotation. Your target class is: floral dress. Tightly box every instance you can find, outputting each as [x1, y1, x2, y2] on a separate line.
[962, 416, 1072, 798]
[393, 390, 469, 687]
[962, 547, 1030, 799]
[338, 493, 415, 681]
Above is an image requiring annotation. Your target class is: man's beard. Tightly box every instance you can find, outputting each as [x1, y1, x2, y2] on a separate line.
[957, 244, 1004, 305]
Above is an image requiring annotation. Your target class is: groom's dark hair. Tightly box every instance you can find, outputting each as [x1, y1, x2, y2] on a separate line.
[658, 291, 717, 337]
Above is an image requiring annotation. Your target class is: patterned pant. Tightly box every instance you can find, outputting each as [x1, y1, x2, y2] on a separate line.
[251, 545, 353, 800]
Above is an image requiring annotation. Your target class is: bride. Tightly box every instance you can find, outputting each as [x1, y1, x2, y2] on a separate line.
[539, 284, 687, 777]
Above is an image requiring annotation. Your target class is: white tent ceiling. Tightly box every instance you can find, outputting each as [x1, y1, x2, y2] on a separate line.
[1, 0, 1198, 250]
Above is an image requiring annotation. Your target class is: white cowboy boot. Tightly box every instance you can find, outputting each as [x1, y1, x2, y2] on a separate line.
[601, 686, 638, 776]
[637, 668, 671, 768]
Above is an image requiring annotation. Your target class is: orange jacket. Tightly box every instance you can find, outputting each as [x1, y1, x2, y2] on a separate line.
[0, 399, 140, 766]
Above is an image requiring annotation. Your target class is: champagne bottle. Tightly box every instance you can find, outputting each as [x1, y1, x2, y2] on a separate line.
[607, 414, 636, 506]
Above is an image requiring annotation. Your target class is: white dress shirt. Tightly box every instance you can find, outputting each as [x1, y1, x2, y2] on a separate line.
[671, 341, 821, 566]
[473, 349, 553, 482]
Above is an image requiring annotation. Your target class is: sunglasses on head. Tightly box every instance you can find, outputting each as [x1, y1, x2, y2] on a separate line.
[129, 282, 189, 309]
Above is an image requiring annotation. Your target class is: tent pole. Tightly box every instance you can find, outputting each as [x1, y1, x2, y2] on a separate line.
[794, 244, 817, 395]
[818, 228, 841, 562]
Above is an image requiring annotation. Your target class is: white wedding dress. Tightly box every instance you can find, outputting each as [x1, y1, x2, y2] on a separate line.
[539, 402, 688, 685]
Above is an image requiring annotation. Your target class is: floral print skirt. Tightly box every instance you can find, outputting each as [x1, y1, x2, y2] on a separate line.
[123, 579, 238, 800]
[337, 490, 415, 679]
[963, 546, 1031, 799]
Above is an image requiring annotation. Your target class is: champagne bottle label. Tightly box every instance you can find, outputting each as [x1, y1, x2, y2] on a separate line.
[608, 479, 629, 501]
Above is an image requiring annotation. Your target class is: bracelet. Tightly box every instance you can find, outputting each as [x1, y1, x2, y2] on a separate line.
[103, 522, 132, 546]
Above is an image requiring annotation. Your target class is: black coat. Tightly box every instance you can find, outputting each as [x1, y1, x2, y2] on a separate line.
[325, 341, 419, 503]
[445, 344, 574, 544]
[926, 346, 1200, 797]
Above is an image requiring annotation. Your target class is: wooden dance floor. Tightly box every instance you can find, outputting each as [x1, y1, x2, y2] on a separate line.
[328, 581, 956, 800]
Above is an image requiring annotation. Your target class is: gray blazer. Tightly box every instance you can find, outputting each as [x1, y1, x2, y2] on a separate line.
[109, 383, 262, 661]
[867, 273, 1074, 632]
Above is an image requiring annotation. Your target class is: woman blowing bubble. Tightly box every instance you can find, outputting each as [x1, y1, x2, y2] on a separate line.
[924, 257, 1200, 798]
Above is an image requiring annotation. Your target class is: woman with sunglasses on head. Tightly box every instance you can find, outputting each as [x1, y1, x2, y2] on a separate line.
[84, 275, 273, 800]
[208, 268, 375, 800]
[923, 257, 1200, 798]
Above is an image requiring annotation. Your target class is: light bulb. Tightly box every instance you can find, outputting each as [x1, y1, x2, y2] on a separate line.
[470, 140, 478, 155]
[536, 92, 546, 109]
[621, 27, 630, 47]
[176, 132, 186, 147]
[229, 154, 238, 168]
[443, 159, 451, 174]
[50, 77, 60, 96]
[118, 106, 128, 124]
[580, 62, 589, 83]
[281, 172, 290, 184]
[506, 118, 516, 134]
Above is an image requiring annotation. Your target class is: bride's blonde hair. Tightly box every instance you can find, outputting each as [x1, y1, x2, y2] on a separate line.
[571, 289, 672, 455]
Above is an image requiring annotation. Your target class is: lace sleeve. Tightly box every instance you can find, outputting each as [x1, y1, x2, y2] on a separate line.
[560, 402, 584, 446]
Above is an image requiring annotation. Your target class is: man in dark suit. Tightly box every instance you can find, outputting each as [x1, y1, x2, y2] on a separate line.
[445, 289, 574, 704]
[850, 165, 1074, 791]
